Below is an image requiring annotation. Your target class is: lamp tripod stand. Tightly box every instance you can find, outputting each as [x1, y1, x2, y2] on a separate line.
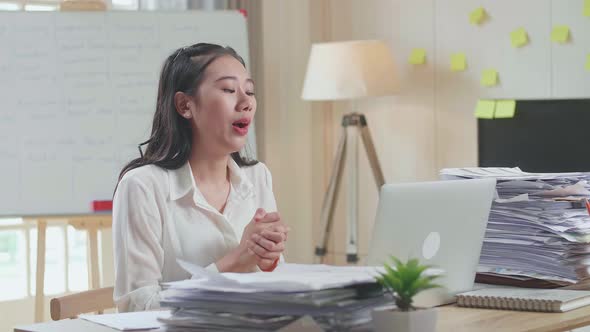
[315, 112, 385, 264]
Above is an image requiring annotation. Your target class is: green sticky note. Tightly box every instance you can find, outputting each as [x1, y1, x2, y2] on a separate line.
[409, 48, 426, 65]
[584, 0, 590, 17]
[469, 7, 486, 25]
[481, 69, 498, 87]
[551, 25, 570, 43]
[510, 28, 529, 48]
[585, 54, 590, 72]
[450, 53, 467, 71]
[494, 100, 517, 118]
[475, 100, 496, 119]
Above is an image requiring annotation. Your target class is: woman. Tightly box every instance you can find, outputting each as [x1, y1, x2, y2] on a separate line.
[113, 43, 289, 312]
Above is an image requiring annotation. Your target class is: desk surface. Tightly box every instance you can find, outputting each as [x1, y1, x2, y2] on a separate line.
[14, 304, 590, 332]
[438, 304, 590, 331]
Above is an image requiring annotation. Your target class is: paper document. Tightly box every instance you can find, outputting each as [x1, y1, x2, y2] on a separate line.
[159, 262, 417, 331]
[174, 260, 416, 293]
[442, 167, 590, 284]
[79, 310, 170, 331]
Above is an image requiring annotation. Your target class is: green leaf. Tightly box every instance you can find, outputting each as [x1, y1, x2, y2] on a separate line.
[379, 270, 403, 293]
[408, 277, 438, 297]
[384, 263, 401, 280]
[391, 256, 404, 268]
[407, 258, 419, 270]
[374, 256, 442, 308]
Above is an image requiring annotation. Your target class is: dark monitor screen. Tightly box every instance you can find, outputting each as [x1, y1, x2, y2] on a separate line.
[478, 99, 590, 173]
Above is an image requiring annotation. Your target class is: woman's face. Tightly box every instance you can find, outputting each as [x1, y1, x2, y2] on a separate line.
[188, 55, 256, 156]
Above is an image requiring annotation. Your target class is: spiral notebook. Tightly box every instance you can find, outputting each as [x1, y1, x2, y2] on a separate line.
[457, 287, 590, 312]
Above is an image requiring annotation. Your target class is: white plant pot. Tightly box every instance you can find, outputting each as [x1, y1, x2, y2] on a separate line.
[371, 307, 438, 332]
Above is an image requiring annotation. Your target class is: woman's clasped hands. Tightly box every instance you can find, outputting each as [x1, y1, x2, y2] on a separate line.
[217, 208, 289, 272]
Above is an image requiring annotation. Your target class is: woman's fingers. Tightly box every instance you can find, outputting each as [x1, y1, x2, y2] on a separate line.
[252, 233, 285, 252]
[260, 230, 285, 243]
[250, 209, 289, 244]
[258, 258, 278, 271]
[269, 224, 289, 235]
[246, 248, 276, 267]
[247, 240, 282, 260]
[256, 211, 281, 224]
[258, 225, 290, 243]
[253, 208, 266, 222]
[256, 220, 289, 235]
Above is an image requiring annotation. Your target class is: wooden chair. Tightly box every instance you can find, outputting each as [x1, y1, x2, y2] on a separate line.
[50, 286, 115, 320]
[25, 214, 112, 322]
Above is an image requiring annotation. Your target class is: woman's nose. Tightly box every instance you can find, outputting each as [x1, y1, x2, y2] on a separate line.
[241, 102, 252, 112]
[238, 96, 253, 112]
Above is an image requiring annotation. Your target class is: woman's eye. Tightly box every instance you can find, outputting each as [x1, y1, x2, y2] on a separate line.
[222, 88, 235, 93]
[246, 91, 255, 96]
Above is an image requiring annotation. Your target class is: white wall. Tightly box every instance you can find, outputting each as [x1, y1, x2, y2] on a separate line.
[249, 0, 321, 264]
[552, 0, 590, 98]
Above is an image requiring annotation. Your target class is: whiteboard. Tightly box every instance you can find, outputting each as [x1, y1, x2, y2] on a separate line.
[0, 11, 255, 216]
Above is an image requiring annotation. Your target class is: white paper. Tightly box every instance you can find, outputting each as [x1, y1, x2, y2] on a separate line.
[79, 310, 170, 331]
[174, 261, 390, 293]
[495, 193, 530, 203]
[442, 167, 590, 283]
[535, 181, 590, 197]
[160, 262, 395, 331]
[173, 261, 445, 293]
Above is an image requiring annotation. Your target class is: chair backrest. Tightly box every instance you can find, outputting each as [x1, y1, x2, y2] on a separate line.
[50, 286, 115, 320]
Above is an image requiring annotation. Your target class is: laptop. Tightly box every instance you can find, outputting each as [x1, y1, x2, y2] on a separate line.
[367, 178, 496, 307]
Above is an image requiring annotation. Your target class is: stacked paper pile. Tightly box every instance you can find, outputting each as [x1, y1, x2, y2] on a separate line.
[159, 261, 392, 331]
[441, 168, 590, 285]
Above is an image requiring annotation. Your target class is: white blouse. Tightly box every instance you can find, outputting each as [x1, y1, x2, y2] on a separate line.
[112, 158, 278, 312]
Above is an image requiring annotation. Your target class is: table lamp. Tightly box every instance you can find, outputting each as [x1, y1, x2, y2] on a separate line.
[301, 40, 398, 263]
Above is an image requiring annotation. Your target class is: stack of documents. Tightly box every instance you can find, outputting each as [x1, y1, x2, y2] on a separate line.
[159, 261, 391, 331]
[441, 168, 590, 285]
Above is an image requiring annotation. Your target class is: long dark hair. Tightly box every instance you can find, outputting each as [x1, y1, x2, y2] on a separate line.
[117, 43, 258, 186]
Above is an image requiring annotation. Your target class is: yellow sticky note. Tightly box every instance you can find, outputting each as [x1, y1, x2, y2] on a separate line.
[409, 48, 426, 65]
[584, 0, 590, 17]
[475, 100, 496, 119]
[494, 100, 516, 119]
[469, 7, 486, 25]
[510, 28, 529, 48]
[450, 53, 467, 71]
[551, 25, 570, 43]
[481, 69, 498, 87]
[585, 54, 590, 71]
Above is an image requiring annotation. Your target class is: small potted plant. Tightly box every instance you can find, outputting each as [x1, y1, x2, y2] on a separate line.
[372, 256, 441, 332]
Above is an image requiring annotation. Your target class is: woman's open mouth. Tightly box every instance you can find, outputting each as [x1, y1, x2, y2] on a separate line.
[232, 118, 250, 136]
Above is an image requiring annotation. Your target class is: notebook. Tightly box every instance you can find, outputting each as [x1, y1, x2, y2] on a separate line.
[457, 287, 590, 312]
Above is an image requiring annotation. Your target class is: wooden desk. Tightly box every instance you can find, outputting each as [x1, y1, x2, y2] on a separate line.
[13, 304, 590, 332]
[438, 304, 590, 331]
[21, 214, 112, 323]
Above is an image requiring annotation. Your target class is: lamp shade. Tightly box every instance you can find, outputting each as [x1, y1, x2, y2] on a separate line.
[301, 40, 398, 101]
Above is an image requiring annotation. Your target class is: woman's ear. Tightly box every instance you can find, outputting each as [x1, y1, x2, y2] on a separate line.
[173, 91, 193, 119]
